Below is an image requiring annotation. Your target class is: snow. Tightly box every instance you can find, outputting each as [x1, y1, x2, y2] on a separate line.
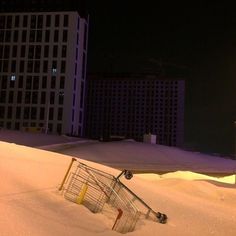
[0, 131, 236, 235]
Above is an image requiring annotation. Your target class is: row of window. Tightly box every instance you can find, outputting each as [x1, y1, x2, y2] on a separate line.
[0, 91, 64, 105]
[0, 106, 63, 121]
[0, 75, 65, 90]
[0, 60, 66, 73]
[0, 14, 69, 29]
[0, 29, 68, 43]
[0, 44, 67, 59]
[0, 121, 62, 134]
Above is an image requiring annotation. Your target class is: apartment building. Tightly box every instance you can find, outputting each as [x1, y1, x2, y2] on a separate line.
[0, 10, 88, 135]
[86, 73, 185, 147]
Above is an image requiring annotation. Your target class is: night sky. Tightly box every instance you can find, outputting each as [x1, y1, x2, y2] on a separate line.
[87, 2, 236, 156]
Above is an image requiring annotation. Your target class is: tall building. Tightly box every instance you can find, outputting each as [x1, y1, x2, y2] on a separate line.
[0, 2, 88, 135]
[86, 73, 185, 147]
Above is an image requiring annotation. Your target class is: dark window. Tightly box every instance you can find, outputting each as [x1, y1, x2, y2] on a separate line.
[34, 61, 40, 73]
[37, 15, 43, 29]
[46, 15, 51, 27]
[24, 107, 30, 119]
[20, 60, 25, 72]
[42, 76, 47, 89]
[51, 76, 56, 89]
[7, 107, 12, 119]
[22, 30, 27, 42]
[41, 92, 46, 104]
[30, 15, 36, 28]
[23, 15, 28, 27]
[29, 30, 35, 42]
[36, 30, 42, 42]
[8, 91, 14, 103]
[0, 106, 5, 118]
[35, 45, 41, 58]
[11, 60, 16, 72]
[3, 60, 8, 72]
[5, 30, 11, 42]
[0, 16, 5, 29]
[61, 61, 66, 73]
[13, 30, 18, 42]
[33, 76, 39, 89]
[62, 30, 67, 42]
[45, 30, 50, 42]
[0, 91, 6, 102]
[57, 123, 62, 134]
[53, 45, 58, 57]
[25, 91, 31, 104]
[20, 45, 26, 57]
[0, 45, 3, 57]
[12, 45, 17, 57]
[57, 108, 63, 120]
[6, 16, 12, 28]
[15, 122, 20, 130]
[55, 15, 60, 27]
[83, 24, 87, 49]
[32, 92, 38, 104]
[17, 91, 22, 103]
[0, 30, 4, 42]
[27, 61, 33, 73]
[63, 15, 68, 27]
[60, 76, 65, 89]
[40, 107, 45, 120]
[82, 52, 86, 78]
[50, 92, 55, 104]
[14, 15, 19, 27]
[26, 76, 32, 89]
[77, 17, 80, 30]
[62, 45, 67, 57]
[43, 61, 48, 73]
[49, 107, 54, 120]
[18, 76, 23, 88]
[54, 30, 59, 42]
[1, 76, 7, 89]
[4, 45, 10, 58]
[58, 93, 64, 105]
[31, 107, 37, 120]
[44, 45, 49, 57]
[28, 45, 34, 59]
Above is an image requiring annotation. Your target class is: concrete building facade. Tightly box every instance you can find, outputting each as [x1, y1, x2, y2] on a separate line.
[86, 73, 185, 147]
[0, 11, 88, 135]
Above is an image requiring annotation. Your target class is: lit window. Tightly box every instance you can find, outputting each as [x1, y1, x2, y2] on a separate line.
[10, 75, 16, 81]
[52, 68, 57, 74]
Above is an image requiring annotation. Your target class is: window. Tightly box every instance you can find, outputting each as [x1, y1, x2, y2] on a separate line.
[36, 30, 42, 42]
[33, 76, 39, 89]
[17, 91, 22, 103]
[44, 45, 49, 57]
[31, 107, 37, 120]
[7, 107, 12, 119]
[20, 45, 26, 57]
[57, 123, 62, 134]
[37, 15, 43, 29]
[40, 107, 45, 120]
[20, 61, 25, 73]
[30, 15, 36, 28]
[26, 76, 32, 89]
[49, 107, 54, 120]
[55, 15, 60, 27]
[11, 61, 16, 72]
[63, 15, 68, 27]
[53, 45, 58, 57]
[5, 30, 11, 42]
[62, 45, 67, 57]
[29, 30, 35, 42]
[12, 45, 17, 57]
[14, 15, 19, 27]
[62, 30, 67, 42]
[0, 106, 5, 118]
[25, 91, 31, 104]
[24, 107, 30, 119]
[13, 30, 18, 42]
[27, 61, 33, 73]
[42, 76, 47, 88]
[16, 107, 21, 119]
[6, 16, 12, 28]
[43, 61, 48, 73]
[23, 15, 28, 27]
[0, 16, 5, 29]
[51, 76, 56, 89]
[0, 91, 6, 103]
[61, 61, 66, 73]
[22, 30, 27, 42]
[0, 30, 4, 42]
[18, 76, 23, 88]
[50, 92, 55, 104]
[57, 108, 63, 120]
[34, 61, 40, 73]
[60, 76, 65, 89]
[54, 30, 59, 42]
[8, 91, 14, 103]
[35, 45, 41, 58]
[46, 15, 51, 27]
[45, 30, 50, 42]
[41, 92, 46, 104]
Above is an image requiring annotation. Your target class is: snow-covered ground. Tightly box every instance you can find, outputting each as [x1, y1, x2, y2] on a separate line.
[0, 131, 236, 235]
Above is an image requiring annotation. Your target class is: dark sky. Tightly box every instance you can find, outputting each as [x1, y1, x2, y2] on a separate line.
[87, 2, 236, 156]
